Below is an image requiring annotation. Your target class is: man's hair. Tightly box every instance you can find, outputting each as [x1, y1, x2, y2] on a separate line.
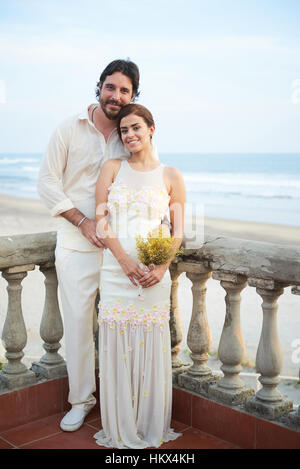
[95, 59, 140, 101]
[116, 104, 155, 140]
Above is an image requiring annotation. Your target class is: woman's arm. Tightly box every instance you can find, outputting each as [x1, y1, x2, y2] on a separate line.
[95, 160, 144, 286]
[139, 166, 186, 288]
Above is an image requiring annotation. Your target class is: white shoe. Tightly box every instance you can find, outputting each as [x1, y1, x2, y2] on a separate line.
[60, 402, 96, 432]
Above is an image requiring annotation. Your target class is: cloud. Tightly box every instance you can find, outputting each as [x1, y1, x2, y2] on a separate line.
[0, 26, 299, 69]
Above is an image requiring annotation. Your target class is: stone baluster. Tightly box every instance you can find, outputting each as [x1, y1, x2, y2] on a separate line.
[31, 263, 66, 379]
[178, 263, 217, 395]
[169, 265, 185, 369]
[0, 265, 37, 390]
[169, 265, 189, 384]
[288, 285, 300, 425]
[208, 272, 254, 405]
[245, 278, 293, 419]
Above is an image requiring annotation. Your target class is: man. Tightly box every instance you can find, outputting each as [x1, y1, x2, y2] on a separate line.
[38, 59, 152, 432]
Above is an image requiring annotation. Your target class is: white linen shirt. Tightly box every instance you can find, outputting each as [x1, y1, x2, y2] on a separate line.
[38, 105, 158, 251]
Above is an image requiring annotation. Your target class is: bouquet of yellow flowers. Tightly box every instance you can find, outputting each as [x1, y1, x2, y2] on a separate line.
[135, 227, 182, 298]
[136, 226, 183, 267]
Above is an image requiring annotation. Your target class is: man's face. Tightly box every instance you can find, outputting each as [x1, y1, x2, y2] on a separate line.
[99, 72, 134, 120]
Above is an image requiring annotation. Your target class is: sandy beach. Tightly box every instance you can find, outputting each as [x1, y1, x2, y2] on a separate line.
[0, 193, 300, 383]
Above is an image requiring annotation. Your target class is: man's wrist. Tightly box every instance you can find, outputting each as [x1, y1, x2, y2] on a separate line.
[77, 216, 87, 228]
[61, 208, 87, 227]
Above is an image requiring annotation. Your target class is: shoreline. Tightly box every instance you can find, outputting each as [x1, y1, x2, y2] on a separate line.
[0, 193, 299, 246]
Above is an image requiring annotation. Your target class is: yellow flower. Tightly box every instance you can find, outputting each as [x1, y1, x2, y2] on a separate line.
[143, 391, 148, 397]
[135, 227, 182, 267]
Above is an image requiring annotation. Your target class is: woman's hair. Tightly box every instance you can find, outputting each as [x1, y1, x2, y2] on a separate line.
[116, 104, 155, 140]
[95, 59, 140, 101]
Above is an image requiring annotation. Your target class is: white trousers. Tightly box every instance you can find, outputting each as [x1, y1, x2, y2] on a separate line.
[55, 246, 102, 408]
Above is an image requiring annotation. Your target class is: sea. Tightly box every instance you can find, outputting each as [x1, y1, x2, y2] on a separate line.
[0, 152, 300, 227]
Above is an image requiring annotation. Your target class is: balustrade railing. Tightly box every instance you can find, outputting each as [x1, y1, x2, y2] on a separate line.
[0, 232, 299, 427]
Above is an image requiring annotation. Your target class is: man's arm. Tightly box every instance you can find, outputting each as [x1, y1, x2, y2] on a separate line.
[38, 125, 104, 248]
[37, 126, 75, 216]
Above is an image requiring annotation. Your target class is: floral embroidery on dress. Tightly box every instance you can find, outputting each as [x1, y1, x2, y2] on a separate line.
[107, 180, 170, 220]
[98, 300, 170, 332]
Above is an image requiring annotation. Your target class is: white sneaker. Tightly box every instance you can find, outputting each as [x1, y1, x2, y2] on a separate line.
[60, 402, 96, 432]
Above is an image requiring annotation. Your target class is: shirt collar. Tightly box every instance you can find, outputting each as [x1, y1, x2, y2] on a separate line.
[77, 105, 118, 136]
[78, 105, 93, 121]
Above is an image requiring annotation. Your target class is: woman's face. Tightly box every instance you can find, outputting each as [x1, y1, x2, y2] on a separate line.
[119, 114, 154, 153]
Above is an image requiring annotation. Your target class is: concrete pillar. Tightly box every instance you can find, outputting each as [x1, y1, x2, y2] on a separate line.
[245, 278, 293, 419]
[31, 263, 66, 379]
[208, 272, 255, 405]
[169, 266, 185, 369]
[178, 263, 218, 395]
[0, 265, 37, 390]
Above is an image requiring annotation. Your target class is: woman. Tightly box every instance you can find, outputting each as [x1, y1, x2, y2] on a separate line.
[93, 104, 186, 449]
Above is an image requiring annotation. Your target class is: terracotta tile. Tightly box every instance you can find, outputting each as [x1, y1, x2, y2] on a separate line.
[0, 380, 61, 432]
[0, 437, 16, 449]
[191, 394, 255, 449]
[172, 387, 192, 426]
[21, 424, 104, 449]
[0, 412, 63, 447]
[256, 418, 300, 449]
[161, 427, 239, 449]
[170, 419, 190, 433]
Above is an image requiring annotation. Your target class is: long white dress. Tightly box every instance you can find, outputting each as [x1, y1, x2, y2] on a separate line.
[93, 160, 181, 449]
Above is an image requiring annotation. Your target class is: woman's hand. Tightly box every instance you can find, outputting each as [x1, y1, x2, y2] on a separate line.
[118, 254, 145, 287]
[138, 264, 168, 288]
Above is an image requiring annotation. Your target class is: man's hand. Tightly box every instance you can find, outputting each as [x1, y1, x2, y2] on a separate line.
[79, 218, 106, 249]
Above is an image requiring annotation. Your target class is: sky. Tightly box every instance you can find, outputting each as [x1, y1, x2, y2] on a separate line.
[0, 0, 300, 154]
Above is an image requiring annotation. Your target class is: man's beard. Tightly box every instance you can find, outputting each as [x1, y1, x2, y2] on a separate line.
[100, 97, 123, 120]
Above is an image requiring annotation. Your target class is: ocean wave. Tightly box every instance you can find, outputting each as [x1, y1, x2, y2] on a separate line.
[182, 171, 300, 188]
[21, 166, 39, 172]
[0, 157, 39, 165]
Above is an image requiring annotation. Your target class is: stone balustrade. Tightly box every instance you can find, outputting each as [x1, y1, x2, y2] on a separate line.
[0, 232, 300, 427]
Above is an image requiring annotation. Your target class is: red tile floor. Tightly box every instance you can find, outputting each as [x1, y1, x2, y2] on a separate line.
[0, 405, 239, 450]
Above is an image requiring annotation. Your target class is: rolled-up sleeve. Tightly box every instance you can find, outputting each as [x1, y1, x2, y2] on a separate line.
[37, 126, 75, 217]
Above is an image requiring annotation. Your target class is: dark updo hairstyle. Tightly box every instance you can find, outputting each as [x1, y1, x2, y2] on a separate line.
[116, 104, 155, 140]
[95, 59, 140, 101]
